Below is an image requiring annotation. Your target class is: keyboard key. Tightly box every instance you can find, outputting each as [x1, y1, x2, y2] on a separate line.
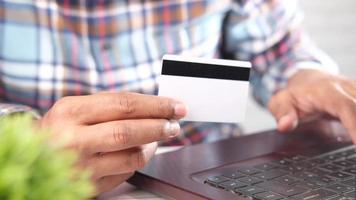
[254, 169, 288, 180]
[347, 156, 356, 164]
[239, 167, 261, 175]
[328, 195, 355, 200]
[294, 181, 322, 190]
[278, 187, 308, 197]
[299, 161, 318, 169]
[309, 158, 327, 165]
[274, 175, 299, 185]
[344, 191, 356, 198]
[320, 154, 339, 162]
[238, 176, 263, 185]
[236, 186, 265, 195]
[288, 155, 308, 162]
[274, 159, 292, 166]
[327, 172, 352, 180]
[320, 164, 343, 172]
[342, 148, 356, 157]
[255, 163, 279, 171]
[294, 171, 319, 180]
[310, 168, 331, 176]
[284, 165, 305, 173]
[292, 189, 337, 200]
[334, 152, 351, 159]
[308, 176, 336, 186]
[334, 149, 356, 158]
[221, 171, 245, 179]
[254, 191, 284, 200]
[256, 181, 307, 197]
[218, 180, 247, 190]
[205, 176, 230, 185]
[326, 183, 354, 193]
[341, 179, 356, 186]
[343, 167, 356, 175]
[333, 160, 354, 167]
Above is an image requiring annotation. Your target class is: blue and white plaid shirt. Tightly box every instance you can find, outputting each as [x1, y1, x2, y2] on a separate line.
[0, 0, 337, 145]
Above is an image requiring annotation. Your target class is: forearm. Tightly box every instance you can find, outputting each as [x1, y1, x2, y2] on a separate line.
[224, 0, 339, 106]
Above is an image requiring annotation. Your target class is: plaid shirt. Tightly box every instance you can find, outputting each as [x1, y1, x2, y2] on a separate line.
[0, 0, 337, 145]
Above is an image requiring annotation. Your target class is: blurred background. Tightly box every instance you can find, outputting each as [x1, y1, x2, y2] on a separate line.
[242, 0, 356, 134]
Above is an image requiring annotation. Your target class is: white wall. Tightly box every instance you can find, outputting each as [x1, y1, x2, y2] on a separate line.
[241, 0, 356, 134]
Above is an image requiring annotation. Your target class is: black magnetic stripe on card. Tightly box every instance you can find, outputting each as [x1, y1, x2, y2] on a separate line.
[162, 60, 250, 81]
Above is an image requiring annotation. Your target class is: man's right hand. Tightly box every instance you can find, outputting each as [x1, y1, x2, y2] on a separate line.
[39, 92, 187, 194]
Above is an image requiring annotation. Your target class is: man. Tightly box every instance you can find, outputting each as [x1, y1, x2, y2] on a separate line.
[0, 0, 355, 195]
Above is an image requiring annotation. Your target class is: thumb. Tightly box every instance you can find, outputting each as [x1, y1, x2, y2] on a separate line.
[268, 91, 299, 133]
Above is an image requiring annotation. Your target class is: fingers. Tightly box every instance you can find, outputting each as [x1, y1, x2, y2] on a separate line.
[268, 74, 356, 141]
[316, 82, 356, 142]
[335, 91, 356, 143]
[268, 90, 299, 132]
[277, 113, 299, 132]
[78, 119, 180, 154]
[95, 173, 134, 194]
[90, 143, 157, 179]
[340, 111, 356, 143]
[51, 92, 187, 124]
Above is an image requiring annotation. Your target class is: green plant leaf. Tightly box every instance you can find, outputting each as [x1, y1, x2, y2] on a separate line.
[0, 115, 94, 200]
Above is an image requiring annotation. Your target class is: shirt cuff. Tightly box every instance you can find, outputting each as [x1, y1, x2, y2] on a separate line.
[284, 44, 340, 82]
[284, 61, 339, 81]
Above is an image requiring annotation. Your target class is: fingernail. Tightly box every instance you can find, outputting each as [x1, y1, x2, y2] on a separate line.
[291, 118, 298, 130]
[278, 114, 298, 132]
[277, 116, 289, 133]
[173, 102, 187, 119]
[164, 120, 181, 138]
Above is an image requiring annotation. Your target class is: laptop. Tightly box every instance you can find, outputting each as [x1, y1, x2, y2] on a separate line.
[128, 120, 356, 200]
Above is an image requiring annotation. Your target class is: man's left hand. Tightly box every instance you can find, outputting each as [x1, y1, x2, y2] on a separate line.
[268, 69, 356, 142]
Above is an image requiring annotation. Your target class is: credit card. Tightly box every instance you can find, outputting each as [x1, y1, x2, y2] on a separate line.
[158, 55, 251, 123]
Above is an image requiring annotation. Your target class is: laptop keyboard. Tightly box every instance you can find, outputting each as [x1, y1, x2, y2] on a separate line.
[204, 145, 356, 200]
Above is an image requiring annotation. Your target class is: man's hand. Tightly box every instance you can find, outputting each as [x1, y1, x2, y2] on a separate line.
[39, 92, 187, 194]
[268, 69, 356, 142]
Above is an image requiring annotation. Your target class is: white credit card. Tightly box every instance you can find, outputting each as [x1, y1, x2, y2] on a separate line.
[158, 55, 251, 123]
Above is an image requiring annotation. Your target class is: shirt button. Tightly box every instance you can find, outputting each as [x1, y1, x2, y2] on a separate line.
[102, 42, 112, 50]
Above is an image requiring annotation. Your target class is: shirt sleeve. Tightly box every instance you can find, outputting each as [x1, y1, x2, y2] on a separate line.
[222, 0, 339, 106]
[0, 102, 41, 119]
